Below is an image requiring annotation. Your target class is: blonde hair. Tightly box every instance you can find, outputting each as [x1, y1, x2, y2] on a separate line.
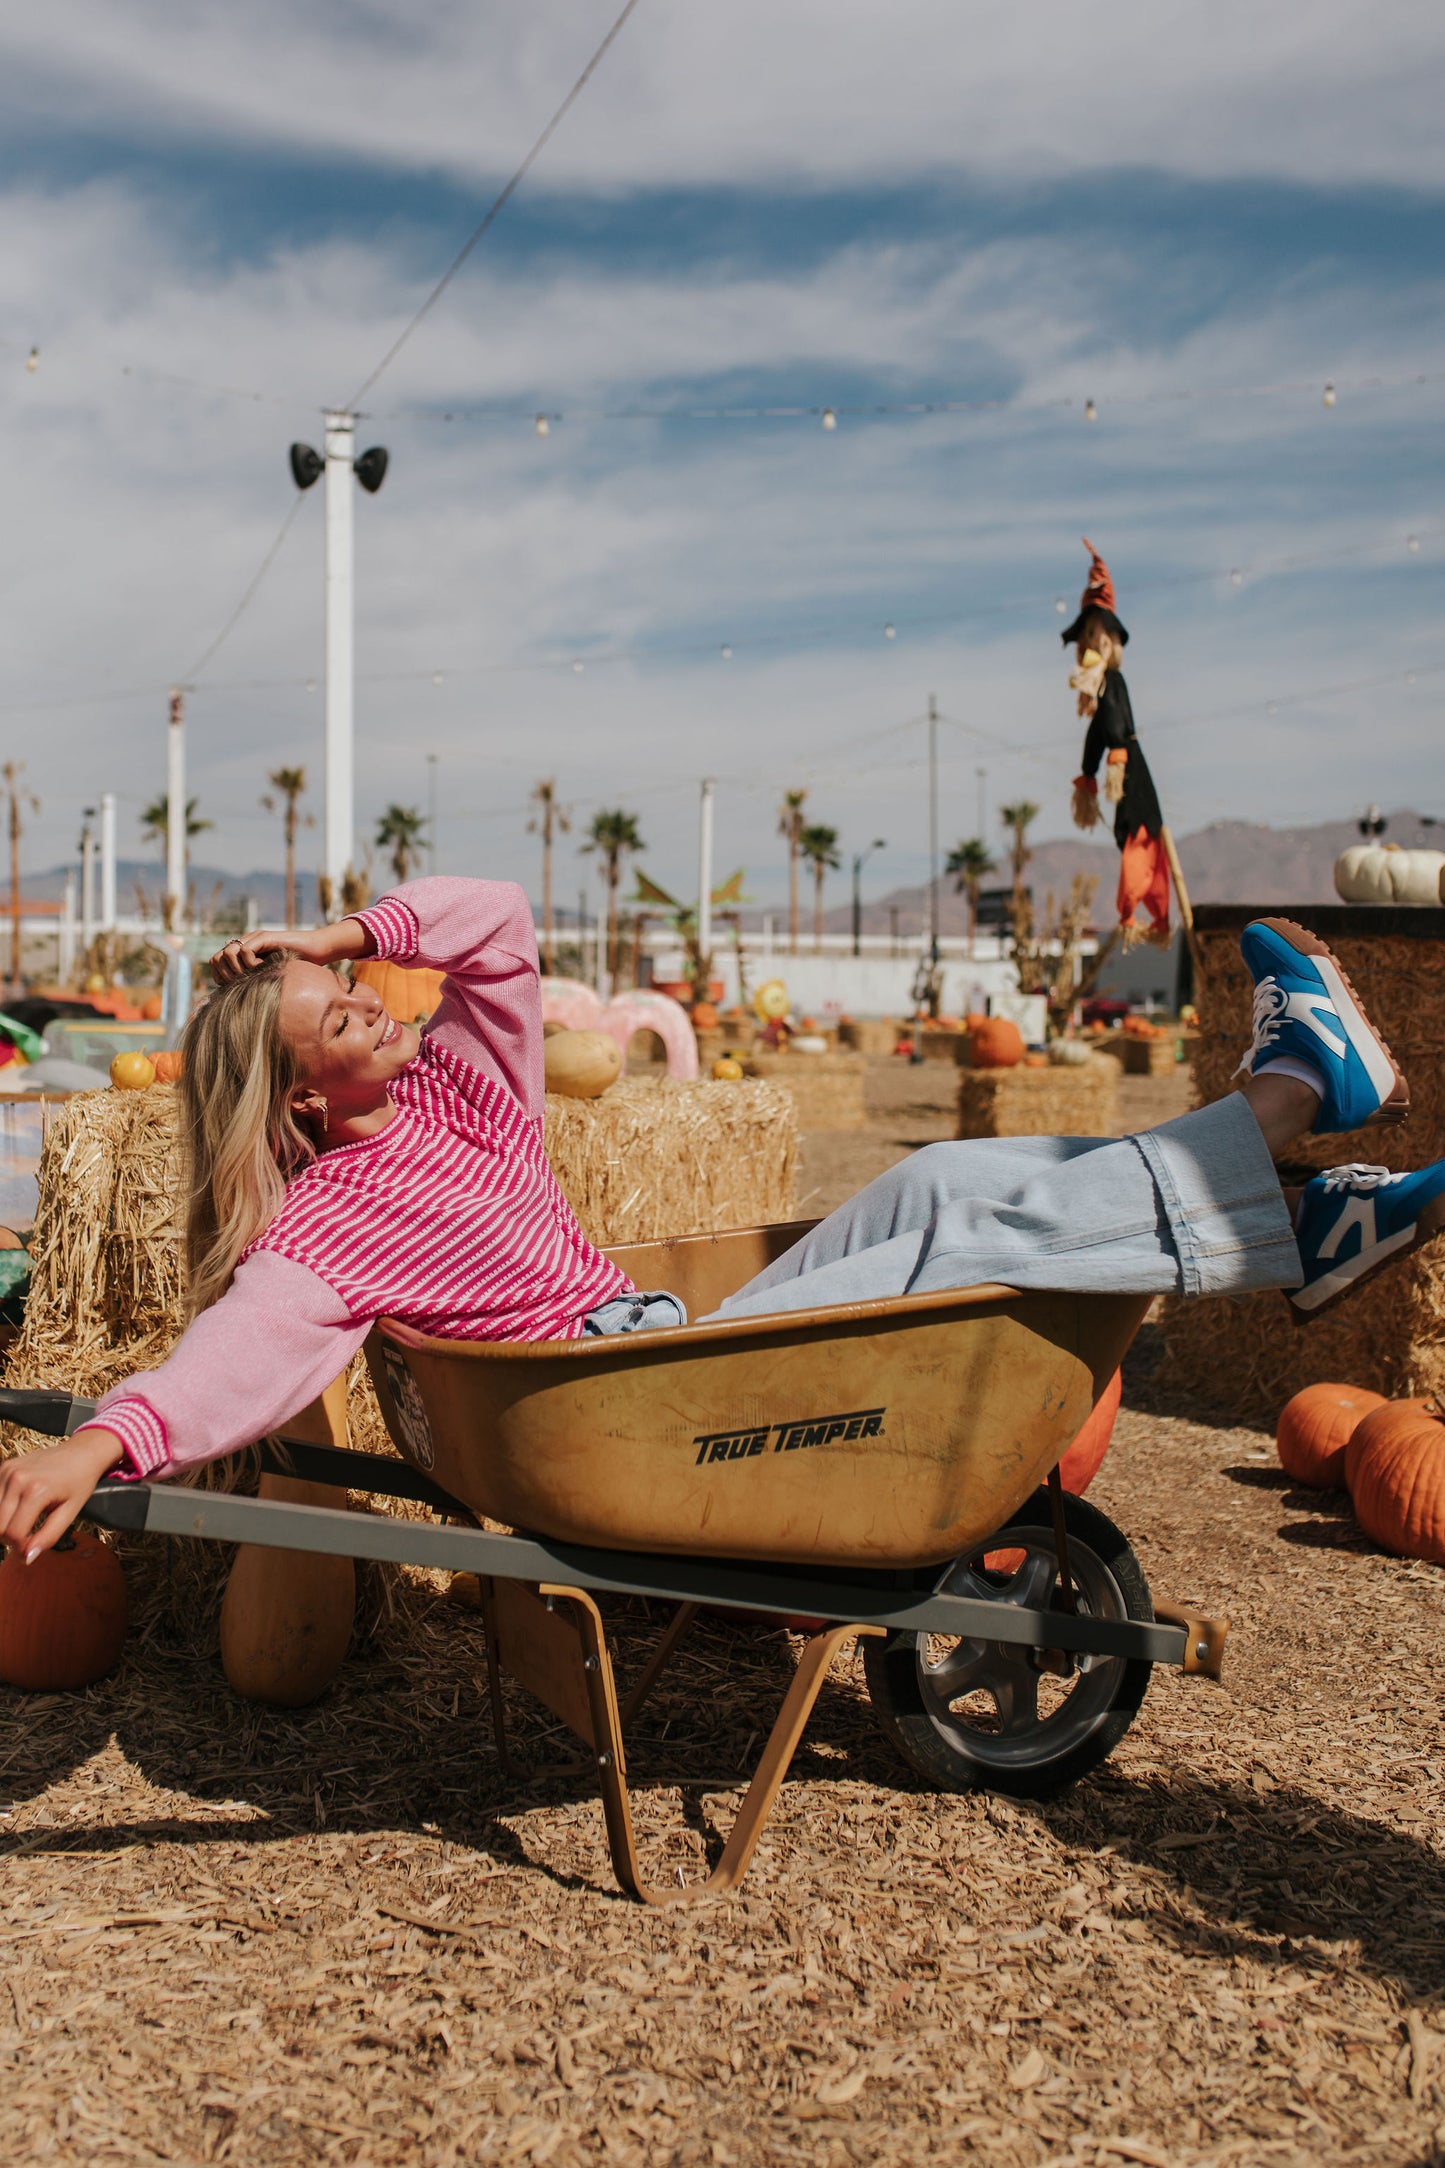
[179, 952, 318, 1316]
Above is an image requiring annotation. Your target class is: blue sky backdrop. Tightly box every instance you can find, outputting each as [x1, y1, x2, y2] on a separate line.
[3, 1, 1443, 912]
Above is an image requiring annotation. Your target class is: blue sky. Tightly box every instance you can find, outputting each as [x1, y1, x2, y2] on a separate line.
[3, 1, 1443, 912]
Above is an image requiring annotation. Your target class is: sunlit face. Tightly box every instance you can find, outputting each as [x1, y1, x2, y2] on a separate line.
[278, 960, 420, 1115]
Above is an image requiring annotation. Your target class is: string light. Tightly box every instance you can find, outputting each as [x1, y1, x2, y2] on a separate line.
[821, 407, 837, 432]
[535, 414, 550, 436]
[1054, 597, 1067, 614]
[1229, 568, 1243, 587]
[432, 671, 445, 684]
[883, 622, 897, 640]
[1083, 398, 1097, 423]
[720, 643, 732, 658]
[1323, 383, 1337, 408]
[1408, 534, 1420, 553]
[571, 659, 584, 674]
[305, 678, 317, 693]
[25, 347, 38, 374]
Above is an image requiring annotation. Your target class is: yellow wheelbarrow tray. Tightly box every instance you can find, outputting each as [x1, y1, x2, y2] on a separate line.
[17, 1219, 1227, 1907]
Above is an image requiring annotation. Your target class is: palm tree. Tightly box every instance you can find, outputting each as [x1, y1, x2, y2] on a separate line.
[375, 804, 428, 886]
[998, 801, 1040, 891]
[527, 779, 571, 973]
[946, 836, 997, 954]
[261, 765, 310, 929]
[798, 823, 841, 952]
[777, 788, 808, 955]
[582, 808, 645, 989]
[140, 793, 212, 930]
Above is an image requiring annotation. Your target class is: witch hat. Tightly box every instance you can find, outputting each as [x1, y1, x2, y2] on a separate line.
[1060, 536, 1129, 647]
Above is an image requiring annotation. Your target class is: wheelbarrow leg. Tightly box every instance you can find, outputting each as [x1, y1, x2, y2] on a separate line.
[556, 1588, 871, 1907]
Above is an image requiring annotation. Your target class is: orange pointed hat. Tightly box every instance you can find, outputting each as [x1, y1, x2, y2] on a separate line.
[1060, 536, 1129, 647]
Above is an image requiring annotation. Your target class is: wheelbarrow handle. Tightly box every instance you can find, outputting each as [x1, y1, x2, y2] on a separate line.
[0, 1387, 98, 1438]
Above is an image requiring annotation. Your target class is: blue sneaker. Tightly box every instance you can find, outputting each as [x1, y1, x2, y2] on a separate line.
[1238, 917, 1408, 1135]
[1291, 1162, 1445, 1316]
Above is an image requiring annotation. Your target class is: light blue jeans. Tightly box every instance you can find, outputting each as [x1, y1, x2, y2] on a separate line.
[582, 1094, 1302, 1332]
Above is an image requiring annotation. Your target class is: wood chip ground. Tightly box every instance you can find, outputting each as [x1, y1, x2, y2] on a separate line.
[3, 1065, 1442, 2166]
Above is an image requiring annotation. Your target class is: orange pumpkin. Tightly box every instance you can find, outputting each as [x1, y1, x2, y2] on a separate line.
[351, 957, 445, 1024]
[969, 1017, 1025, 1070]
[140, 993, 163, 1021]
[1023, 1052, 1048, 1069]
[1276, 1382, 1387, 1488]
[0, 1529, 128, 1690]
[692, 1002, 719, 1030]
[151, 1049, 184, 1085]
[1345, 1401, 1445, 1562]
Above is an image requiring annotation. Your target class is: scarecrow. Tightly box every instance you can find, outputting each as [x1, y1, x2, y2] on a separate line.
[1063, 539, 1171, 946]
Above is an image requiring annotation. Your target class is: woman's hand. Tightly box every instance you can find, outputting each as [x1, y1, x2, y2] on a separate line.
[0, 1428, 126, 1562]
[210, 919, 373, 985]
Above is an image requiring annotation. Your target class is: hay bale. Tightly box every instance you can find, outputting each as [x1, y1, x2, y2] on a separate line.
[741, 1049, 866, 1131]
[837, 1019, 896, 1055]
[957, 1056, 1119, 1140]
[1157, 911, 1445, 1418]
[543, 1076, 797, 1244]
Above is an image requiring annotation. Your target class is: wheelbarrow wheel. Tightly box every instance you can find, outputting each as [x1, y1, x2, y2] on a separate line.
[863, 1488, 1153, 1800]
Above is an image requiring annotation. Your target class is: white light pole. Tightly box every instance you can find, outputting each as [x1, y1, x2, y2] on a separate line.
[60, 868, 76, 983]
[289, 421, 389, 915]
[166, 687, 186, 928]
[697, 777, 715, 973]
[323, 411, 355, 902]
[99, 791, 117, 933]
[79, 809, 96, 956]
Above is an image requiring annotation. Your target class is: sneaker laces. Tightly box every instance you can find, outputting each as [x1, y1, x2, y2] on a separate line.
[1319, 1163, 1398, 1195]
[1234, 977, 1288, 1077]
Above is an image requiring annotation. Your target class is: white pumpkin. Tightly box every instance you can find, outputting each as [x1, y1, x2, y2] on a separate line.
[1334, 844, 1445, 907]
[543, 1028, 622, 1099]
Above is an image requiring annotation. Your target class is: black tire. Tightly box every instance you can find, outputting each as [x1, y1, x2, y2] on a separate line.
[863, 1488, 1154, 1800]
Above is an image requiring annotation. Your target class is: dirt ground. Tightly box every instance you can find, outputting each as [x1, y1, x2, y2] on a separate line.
[4, 1057, 1445, 2167]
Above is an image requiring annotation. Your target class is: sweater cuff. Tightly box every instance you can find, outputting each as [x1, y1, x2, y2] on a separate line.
[94, 1396, 171, 1479]
[350, 895, 420, 962]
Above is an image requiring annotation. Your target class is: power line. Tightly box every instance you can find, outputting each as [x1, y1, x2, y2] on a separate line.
[344, 0, 644, 408]
[178, 495, 311, 686]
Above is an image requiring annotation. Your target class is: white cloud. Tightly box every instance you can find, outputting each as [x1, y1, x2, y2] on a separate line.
[8, 0, 1445, 192]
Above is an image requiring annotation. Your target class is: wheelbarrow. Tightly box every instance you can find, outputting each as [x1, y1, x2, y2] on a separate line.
[3, 1219, 1227, 1906]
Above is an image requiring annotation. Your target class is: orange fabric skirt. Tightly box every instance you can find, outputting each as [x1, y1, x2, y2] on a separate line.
[1118, 827, 1170, 933]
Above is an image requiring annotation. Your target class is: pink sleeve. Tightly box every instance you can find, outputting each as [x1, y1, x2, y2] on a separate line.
[93, 1252, 370, 1479]
[351, 876, 543, 1121]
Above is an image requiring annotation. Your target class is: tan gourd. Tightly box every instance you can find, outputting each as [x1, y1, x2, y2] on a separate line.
[220, 1373, 356, 1707]
[543, 1028, 622, 1098]
[1334, 844, 1445, 907]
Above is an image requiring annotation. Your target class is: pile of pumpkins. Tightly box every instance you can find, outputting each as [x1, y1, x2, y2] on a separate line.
[1276, 1383, 1445, 1563]
[110, 1049, 183, 1090]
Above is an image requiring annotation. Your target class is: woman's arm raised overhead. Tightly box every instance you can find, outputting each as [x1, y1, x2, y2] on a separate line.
[352, 877, 544, 1120]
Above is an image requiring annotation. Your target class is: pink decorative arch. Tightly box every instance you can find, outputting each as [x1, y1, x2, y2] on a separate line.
[598, 990, 698, 1081]
[538, 977, 604, 1032]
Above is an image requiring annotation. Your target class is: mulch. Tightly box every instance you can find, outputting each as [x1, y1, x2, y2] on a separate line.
[4, 1356, 1445, 2167]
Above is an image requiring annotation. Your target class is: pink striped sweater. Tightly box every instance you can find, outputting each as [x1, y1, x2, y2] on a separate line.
[94, 878, 630, 1479]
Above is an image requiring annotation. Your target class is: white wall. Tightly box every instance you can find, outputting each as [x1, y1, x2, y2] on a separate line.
[650, 945, 1021, 1019]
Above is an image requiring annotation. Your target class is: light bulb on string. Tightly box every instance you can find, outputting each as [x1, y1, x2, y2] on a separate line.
[1323, 383, 1336, 408]
[25, 346, 38, 373]
[1083, 398, 1097, 423]
[1406, 671, 1417, 686]
[720, 643, 732, 659]
[1408, 535, 1420, 553]
[883, 622, 896, 641]
[305, 678, 317, 694]
[1229, 568, 1243, 587]
[432, 672, 445, 685]
[1267, 702, 1278, 715]
[534, 414, 550, 436]
[821, 407, 837, 431]
[1054, 597, 1067, 614]
[571, 659, 584, 675]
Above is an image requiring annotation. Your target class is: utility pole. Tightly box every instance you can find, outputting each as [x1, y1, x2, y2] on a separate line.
[851, 837, 886, 957]
[976, 765, 987, 843]
[288, 419, 388, 914]
[60, 868, 76, 984]
[927, 693, 940, 967]
[100, 792, 117, 933]
[427, 753, 438, 874]
[2, 763, 29, 987]
[166, 687, 186, 930]
[80, 808, 96, 957]
[324, 411, 355, 905]
[697, 778, 715, 978]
